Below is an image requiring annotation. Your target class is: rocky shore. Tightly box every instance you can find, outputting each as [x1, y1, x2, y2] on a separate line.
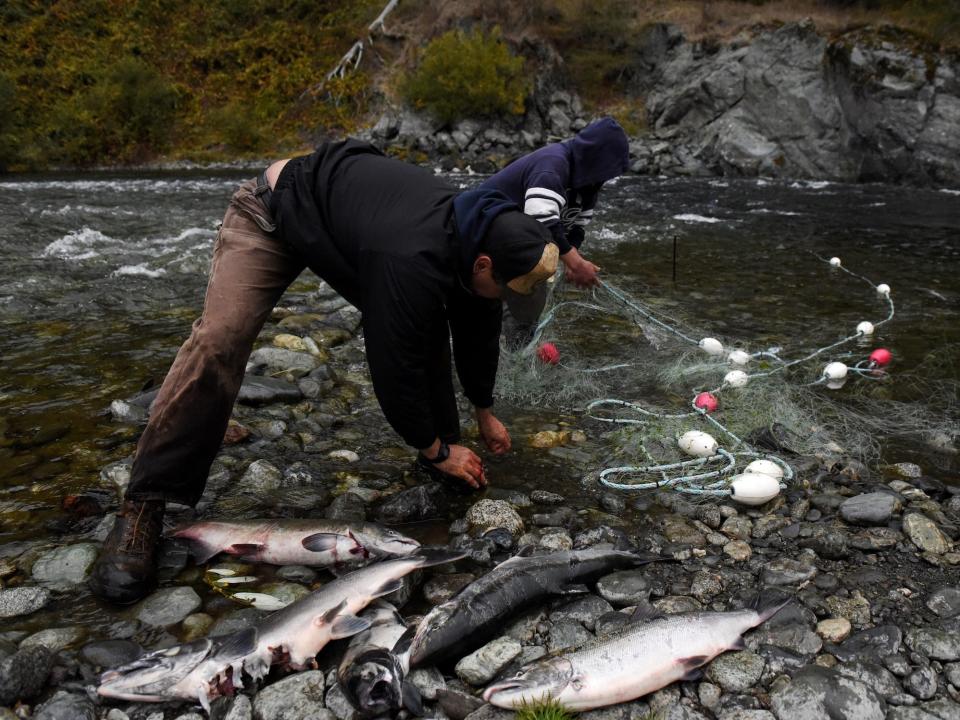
[0, 273, 958, 720]
[360, 21, 960, 188]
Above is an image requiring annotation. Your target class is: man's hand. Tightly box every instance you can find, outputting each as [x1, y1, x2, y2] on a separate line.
[476, 407, 511, 455]
[434, 444, 488, 489]
[562, 247, 600, 288]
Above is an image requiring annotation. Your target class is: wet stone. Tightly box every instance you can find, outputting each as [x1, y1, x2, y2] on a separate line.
[80, 639, 143, 669]
[209, 607, 263, 637]
[465, 499, 524, 538]
[325, 492, 367, 522]
[595, 610, 631, 636]
[33, 690, 96, 720]
[237, 375, 302, 405]
[549, 595, 614, 631]
[817, 618, 852, 643]
[839, 492, 900, 526]
[906, 624, 960, 662]
[252, 670, 327, 720]
[903, 514, 952, 555]
[834, 660, 902, 699]
[927, 587, 960, 619]
[849, 528, 903, 552]
[770, 666, 885, 720]
[884, 654, 913, 678]
[946, 662, 960, 687]
[724, 540, 752, 561]
[221, 695, 253, 720]
[181, 613, 214, 641]
[762, 558, 817, 586]
[0, 645, 52, 705]
[0, 586, 50, 618]
[597, 569, 652, 606]
[375, 483, 445, 523]
[423, 573, 475, 605]
[825, 593, 872, 627]
[408, 666, 445, 701]
[718, 712, 775, 720]
[750, 623, 822, 656]
[663, 515, 706, 547]
[455, 636, 521, 686]
[325, 680, 357, 720]
[136, 586, 201, 627]
[538, 529, 573, 551]
[906, 666, 939, 700]
[20, 626, 85, 652]
[830, 625, 903, 663]
[531, 490, 565, 505]
[655, 596, 703, 614]
[699, 682, 721, 710]
[721, 515, 753, 540]
[237, 459, 283, 492]
[707, 650, 765, 692]
[548, 618, 594, 652]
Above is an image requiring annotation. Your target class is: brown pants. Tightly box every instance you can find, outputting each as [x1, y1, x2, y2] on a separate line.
[126, 178, 305, 505]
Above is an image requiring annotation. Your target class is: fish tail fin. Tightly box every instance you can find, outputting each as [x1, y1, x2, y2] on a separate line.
[185, 539, 222, 564]
[753, 593, 791, 624]
[412, 548, 467, 569]
[402, 679, 424, 716]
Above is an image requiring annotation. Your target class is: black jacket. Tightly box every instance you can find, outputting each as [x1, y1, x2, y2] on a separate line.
[269, 140, 502, 449]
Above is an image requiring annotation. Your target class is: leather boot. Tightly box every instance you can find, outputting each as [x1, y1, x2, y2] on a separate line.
[89, 499, 164, 605]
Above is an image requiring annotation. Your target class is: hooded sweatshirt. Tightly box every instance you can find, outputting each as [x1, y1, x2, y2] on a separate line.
[268, 139, 543, 449]
[478, 117, 629, 254]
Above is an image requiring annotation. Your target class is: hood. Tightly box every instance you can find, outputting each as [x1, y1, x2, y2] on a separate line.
[564, 117, 630, 188]
[453, 187, 518, 273]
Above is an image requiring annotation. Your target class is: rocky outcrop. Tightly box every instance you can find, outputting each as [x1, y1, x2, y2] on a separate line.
[366, 21, 960, 186]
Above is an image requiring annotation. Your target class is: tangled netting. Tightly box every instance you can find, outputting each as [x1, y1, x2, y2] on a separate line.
[495, 255, 959, 499]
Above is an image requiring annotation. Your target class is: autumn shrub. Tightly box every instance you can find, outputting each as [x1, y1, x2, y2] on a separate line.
[401, 27, 528, 125]
[0, 75, 21, 170]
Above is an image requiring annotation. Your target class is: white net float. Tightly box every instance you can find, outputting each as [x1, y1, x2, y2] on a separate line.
[728, 350, 751, 365]
[724, 370, 749, 387]
[729, 472, 781, 505]
[822, 361, 848, 380]
[699, 337, 724, 356]
[857, 321, 875, 336]
[678, 430, 718, 458]
[744, 459, 784, 480]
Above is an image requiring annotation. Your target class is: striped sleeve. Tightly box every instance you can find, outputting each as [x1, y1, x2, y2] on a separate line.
[523, 186, 566, 225]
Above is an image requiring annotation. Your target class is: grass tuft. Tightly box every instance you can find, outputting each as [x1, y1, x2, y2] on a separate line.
[514, 698, 578, 720]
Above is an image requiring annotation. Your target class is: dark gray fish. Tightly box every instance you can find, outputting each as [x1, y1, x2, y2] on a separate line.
[337, 602, 422, 717]
[405, 547, 666, 667]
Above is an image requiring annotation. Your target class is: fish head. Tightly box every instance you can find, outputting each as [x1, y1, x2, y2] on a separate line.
[353, 526, 420, 559]
[483, 657, 576, 708]
[98, 638, 216, 702]
[339, 648, 405, 717]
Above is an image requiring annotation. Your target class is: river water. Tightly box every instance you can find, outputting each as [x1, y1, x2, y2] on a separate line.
[0, 170, 958, 565]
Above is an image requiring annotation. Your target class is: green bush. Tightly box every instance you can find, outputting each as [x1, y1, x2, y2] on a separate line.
[43, 57, 179, 165]
[0, 75, 21, 170]
[401, 27, 528, 125]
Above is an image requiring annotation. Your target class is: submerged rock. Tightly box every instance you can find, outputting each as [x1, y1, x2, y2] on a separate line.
[30, 542, 98, 589]
[0, 586, 50, 618]
[375, 482, 445, 523]
[135, 586, 201, 627]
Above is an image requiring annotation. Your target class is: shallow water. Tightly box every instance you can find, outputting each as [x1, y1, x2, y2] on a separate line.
[0, 170, 958, 639]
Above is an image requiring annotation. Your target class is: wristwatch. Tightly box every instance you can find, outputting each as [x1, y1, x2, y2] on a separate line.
[418, 441, 450, 465]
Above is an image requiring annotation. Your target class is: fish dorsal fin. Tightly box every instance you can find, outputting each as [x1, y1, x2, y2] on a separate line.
[215, 627, 258, 660]
[315, 599, 348, 627]
[495, 545, 537, 570]
[630, 603, 665, 623]
[226, 542, 263, 556]
[370, 578, 403, 599]
[302, 532, 341, 552]
[329, 614, 372, 640]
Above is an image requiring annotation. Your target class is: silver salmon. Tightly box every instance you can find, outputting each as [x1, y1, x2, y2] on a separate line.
[483, 599, 788, 711]
[337, 602, 422, 717]
[98, 550, 462, 712]
[171, 519, 419, 565]
[407, 547, 666, 668]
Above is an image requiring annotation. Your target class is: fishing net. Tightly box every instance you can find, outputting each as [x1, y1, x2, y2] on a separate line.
[495, 258, 958, 499]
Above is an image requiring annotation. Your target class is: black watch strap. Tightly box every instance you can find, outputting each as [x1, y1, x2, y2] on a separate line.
[418, 441, 450, 465]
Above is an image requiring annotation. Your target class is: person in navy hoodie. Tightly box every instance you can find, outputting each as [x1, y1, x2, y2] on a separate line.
[479, 117, 630, 292]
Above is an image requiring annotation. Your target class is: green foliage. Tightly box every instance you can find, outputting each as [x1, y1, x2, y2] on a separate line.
[0, 74, 22, 170]
[401, 27, 528, 126]
[514, 698, 577, 720]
